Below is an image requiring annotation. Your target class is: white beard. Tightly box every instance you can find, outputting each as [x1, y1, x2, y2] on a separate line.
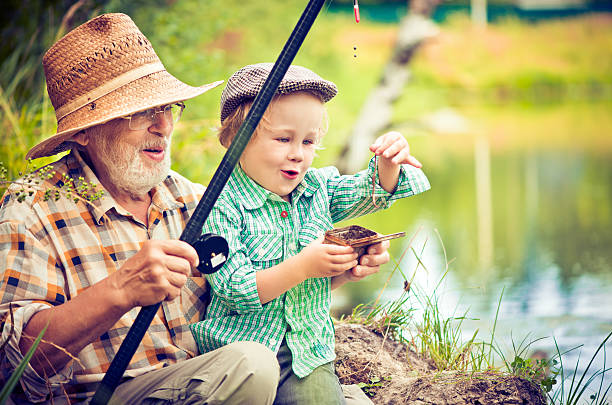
[90, 132, 172, 198]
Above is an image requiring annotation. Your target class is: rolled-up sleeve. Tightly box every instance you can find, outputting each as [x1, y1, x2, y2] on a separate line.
[0, 220, 72, 402]
[325, 157, 431, 223]
[201, 200, 262, 314]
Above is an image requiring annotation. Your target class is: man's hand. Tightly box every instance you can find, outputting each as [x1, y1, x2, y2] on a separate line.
[109, 240, 199, 309]
[330, 240, 390, 289]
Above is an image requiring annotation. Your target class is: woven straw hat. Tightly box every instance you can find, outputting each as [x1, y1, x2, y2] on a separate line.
[220, 63, 337, 122]
[27, 13, 223, 160]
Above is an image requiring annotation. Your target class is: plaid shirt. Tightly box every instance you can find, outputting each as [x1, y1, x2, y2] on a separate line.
[190, 158, 430, 378]
[0, 150, 208, 404]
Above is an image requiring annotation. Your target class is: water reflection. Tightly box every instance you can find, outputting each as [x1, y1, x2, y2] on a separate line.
[331, 102, 612, 396]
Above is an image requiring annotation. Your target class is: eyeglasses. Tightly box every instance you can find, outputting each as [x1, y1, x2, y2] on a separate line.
[122, 102, 185, 130]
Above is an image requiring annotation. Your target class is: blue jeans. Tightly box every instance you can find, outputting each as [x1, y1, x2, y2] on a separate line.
[274, 340, 345, 405]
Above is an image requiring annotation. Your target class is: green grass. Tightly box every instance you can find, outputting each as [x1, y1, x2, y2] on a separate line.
[548, 331, 612, 405]
[340, 231, 611, 403]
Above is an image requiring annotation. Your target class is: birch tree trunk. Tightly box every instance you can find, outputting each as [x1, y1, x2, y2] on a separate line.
[336, 3, 440, 173]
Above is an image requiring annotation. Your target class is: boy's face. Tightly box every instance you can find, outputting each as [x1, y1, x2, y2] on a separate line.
[240, 91, 324, 202]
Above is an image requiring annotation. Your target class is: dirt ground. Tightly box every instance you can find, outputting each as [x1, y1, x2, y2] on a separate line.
[334, 322, 547, 405]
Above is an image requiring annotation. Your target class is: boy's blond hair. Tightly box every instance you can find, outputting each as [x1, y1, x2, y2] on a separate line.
[218, 92, 329, 149]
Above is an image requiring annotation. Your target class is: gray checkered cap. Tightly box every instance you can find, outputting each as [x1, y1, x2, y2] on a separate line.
[220, 63, 338, 122]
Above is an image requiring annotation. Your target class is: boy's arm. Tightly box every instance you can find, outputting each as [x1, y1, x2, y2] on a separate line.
[204, 201, 357, 307]
[255, 239, 356, 303]
[370, 131, 423, 193]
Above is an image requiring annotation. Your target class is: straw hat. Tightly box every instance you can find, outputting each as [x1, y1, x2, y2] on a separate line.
[27, 13, 223, 160]
[220, 63, 337, 122]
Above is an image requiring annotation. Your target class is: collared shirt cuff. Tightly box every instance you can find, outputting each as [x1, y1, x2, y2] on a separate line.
[1, 303, 73, 402]
[368, 157, 431, 205]
[228, 269, 263, 314]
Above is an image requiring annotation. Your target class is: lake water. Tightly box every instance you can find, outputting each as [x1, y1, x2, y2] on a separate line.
[330, 101, 612, 399]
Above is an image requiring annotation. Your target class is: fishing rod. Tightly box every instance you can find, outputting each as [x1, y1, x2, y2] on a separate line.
[90, 1, 326, 403]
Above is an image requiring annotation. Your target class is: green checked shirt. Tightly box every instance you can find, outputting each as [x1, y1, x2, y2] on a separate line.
[190, 157, 429, 378]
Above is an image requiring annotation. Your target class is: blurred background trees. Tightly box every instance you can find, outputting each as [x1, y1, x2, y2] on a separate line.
[1, 1, 611, 396]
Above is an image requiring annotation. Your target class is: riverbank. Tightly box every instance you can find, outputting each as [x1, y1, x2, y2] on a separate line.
[335, 322, 547, 404]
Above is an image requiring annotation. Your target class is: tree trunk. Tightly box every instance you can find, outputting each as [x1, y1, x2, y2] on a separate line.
[336, 9, 439, 174]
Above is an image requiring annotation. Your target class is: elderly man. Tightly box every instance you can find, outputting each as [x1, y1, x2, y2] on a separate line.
[0, 13, 391, 405]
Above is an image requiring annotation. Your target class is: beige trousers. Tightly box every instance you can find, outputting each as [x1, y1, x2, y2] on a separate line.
[109, 341, 279, 405]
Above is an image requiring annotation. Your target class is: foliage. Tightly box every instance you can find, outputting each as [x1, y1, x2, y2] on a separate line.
[342, 291, 415, 342]
[357, 375, 393, 397]
[494, 333, 561, 393]
[340, 230, 612, 403]
[0, 161, 104, 204]
[511, 354, 559, 393]
[548, 331, 612, 405]
[0, 1, 95, 192]
[395, 12, 612, 123]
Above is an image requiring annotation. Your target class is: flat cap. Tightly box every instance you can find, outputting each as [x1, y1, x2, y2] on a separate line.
[220, 63, 338, 122]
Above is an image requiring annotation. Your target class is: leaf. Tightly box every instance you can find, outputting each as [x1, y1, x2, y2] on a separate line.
[0, 324, 48, 404]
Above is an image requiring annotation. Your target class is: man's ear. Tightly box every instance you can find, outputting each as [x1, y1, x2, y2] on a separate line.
[71, 130, 89, 146]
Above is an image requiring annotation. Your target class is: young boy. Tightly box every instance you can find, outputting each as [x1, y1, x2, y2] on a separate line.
[190, 63, 430, 404]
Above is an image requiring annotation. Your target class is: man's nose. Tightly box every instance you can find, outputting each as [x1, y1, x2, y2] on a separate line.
[150, 111, 173, 136]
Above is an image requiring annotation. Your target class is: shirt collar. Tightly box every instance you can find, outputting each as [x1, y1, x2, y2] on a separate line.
[70, 150, 184, 225]
[231, 165, 320, 210]
[295, 169, 320, 199]
[231, 165, 273, 210]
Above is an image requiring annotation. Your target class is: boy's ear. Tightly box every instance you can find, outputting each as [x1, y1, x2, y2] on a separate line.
[71, 130, 89, 146]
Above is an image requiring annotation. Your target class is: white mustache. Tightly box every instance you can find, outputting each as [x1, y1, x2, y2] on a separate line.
[140, 138, 170, 151]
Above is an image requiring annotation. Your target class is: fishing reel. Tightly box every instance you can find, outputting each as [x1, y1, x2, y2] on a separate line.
[192, 233, 229, 274]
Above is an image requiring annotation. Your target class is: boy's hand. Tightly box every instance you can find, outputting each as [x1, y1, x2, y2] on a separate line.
[297, 237, 359, 279]
[331, 240, 390, 289]
[370, 131, 421, 168]
[369, 131, 422, 193]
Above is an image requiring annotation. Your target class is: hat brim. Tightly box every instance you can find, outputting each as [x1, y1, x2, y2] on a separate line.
[27, 71, 223, 160]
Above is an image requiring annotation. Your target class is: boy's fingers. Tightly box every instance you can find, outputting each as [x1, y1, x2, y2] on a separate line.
[325, 244, 356, 255]
[382, 140, 406, 159]
[406, 154, 422, 168]
[351, 265, 379, 278]
[329, 251, 359, 264]
[370, 132, 396, 154]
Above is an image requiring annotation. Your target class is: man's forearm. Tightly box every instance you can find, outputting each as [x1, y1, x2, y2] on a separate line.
[19, 277, 129, 377]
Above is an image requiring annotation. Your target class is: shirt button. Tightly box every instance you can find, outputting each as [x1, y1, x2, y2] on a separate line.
[280, 210, 288, 218]
[269, 338, 277, 346]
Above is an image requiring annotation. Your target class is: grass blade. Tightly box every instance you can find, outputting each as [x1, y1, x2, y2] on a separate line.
[0, 324, 48, 404]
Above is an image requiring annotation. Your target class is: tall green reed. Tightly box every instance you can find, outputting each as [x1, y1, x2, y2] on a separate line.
[342, 228, 612, 403]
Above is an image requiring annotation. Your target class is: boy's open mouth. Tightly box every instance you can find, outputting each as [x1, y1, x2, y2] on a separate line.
[281, 170, 299, 178]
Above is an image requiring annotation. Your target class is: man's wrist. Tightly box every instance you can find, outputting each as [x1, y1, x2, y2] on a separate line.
[98, 275, 135, 314]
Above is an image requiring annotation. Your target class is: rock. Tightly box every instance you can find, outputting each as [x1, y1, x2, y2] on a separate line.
[334, 322, 547, 404]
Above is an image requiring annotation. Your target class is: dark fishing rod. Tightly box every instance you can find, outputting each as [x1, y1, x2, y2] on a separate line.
[91, 0, 326, 403]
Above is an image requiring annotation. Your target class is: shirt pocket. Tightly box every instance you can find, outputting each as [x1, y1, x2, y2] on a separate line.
[298, 214, 333, 248]
[243, 233, 284, 269]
